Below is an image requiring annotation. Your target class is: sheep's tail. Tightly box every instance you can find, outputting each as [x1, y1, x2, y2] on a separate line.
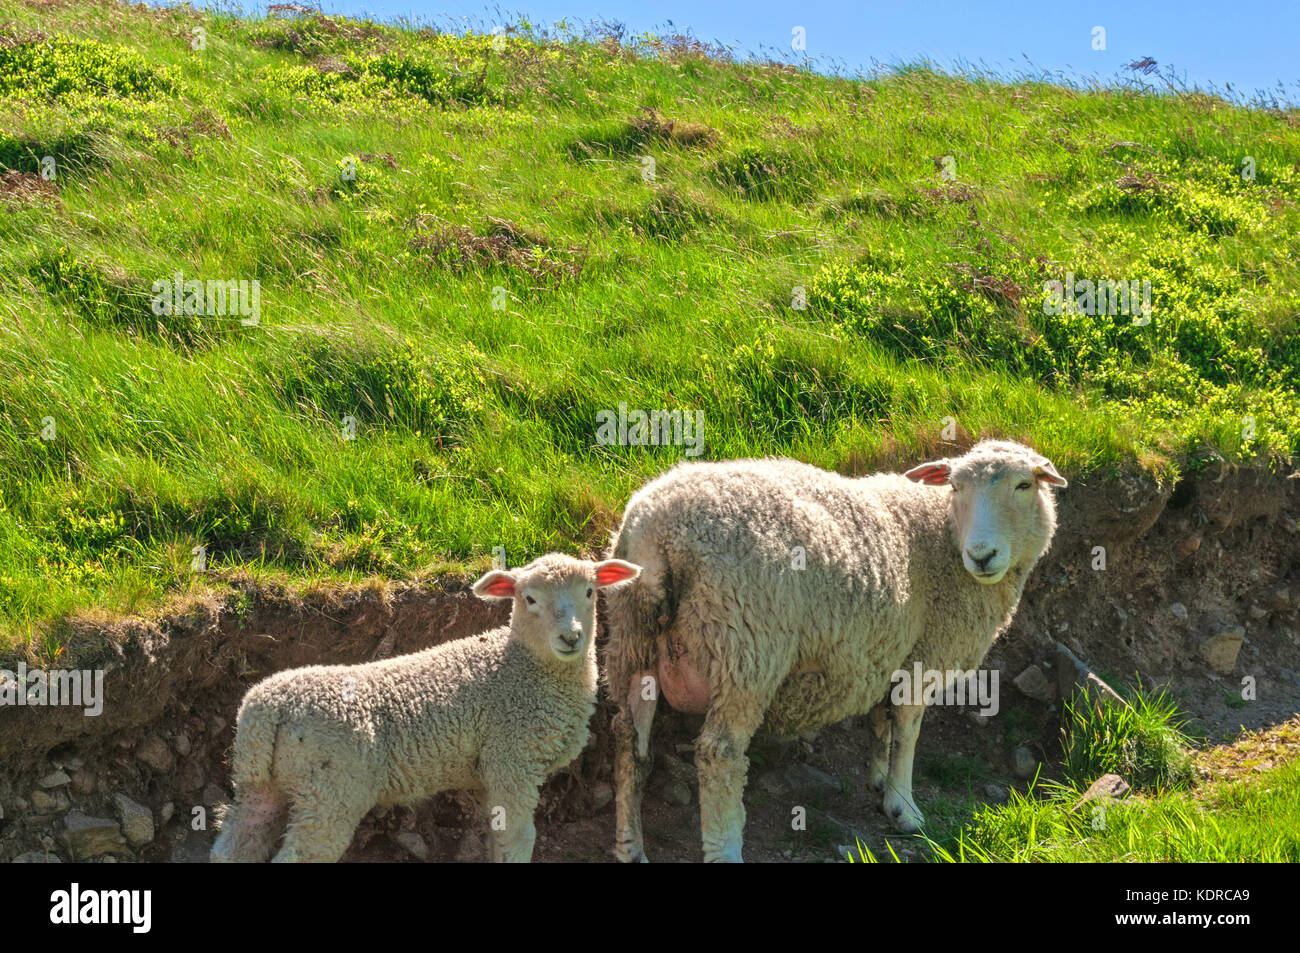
[600, 527, 674, 703]
[227, 695, 281, 791]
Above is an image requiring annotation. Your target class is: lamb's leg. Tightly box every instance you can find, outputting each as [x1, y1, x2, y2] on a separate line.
[695, 701, 764, 864]
[210, 785, 287, 863]
[482, 773, 542, 863]
[272, 793, 368, 863]
[865, 703, 891, 791]
[613, 670, 657, 863]
[881, 702, 926, 832]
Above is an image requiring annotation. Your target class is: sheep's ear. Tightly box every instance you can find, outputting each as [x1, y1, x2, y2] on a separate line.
[904, 460, 952, 486]
[1033, 459, 1068, 488]
[594, 559, 641, 588]
[473, 570, 517, 600]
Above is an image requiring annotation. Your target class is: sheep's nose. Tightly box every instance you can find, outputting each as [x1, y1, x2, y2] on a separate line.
[560, 631, 581, 648]
[967, 548, 998, 571]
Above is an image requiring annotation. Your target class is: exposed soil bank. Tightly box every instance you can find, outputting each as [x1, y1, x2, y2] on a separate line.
[2, 465, 1297, 862]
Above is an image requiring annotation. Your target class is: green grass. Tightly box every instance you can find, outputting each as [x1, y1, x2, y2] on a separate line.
[1, 2, 1299, 647]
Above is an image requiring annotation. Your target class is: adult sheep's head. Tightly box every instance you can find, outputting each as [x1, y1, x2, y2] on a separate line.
[905, 440, 1067, 585]
[473, 554, 641, 662]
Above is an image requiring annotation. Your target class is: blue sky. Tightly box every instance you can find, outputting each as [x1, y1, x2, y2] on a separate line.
[226, 0, 1298, 102]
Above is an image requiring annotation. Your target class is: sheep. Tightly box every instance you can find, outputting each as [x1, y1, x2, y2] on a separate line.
[210, 553, 641, 863]
[603, 439, 1066, 862]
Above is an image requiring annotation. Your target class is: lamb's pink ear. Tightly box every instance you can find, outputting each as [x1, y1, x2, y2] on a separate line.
[904, 460, 952, 486]
[1034, 459, 1068, 488]
[473, 570, 517, 600]
[594, 559, 641, 588]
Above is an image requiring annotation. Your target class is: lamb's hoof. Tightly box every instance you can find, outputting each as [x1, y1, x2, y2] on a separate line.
[615, 846, 649, 864]
[882, 793, 924, 833]
[702, 844, 743, 863]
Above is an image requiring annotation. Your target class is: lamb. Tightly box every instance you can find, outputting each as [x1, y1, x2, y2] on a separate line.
[603, 439, 1066, 862]
[210, 553, 640, 863]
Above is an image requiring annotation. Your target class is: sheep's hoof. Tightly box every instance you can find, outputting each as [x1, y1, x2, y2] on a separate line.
[615, 846, 649, 864]
[883, 793, 924, 833]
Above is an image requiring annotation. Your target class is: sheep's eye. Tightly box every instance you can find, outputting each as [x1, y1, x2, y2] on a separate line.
[525, 595, 536, 605]
[1016, 481, 1032, 491]
[586, 587, 594, 598]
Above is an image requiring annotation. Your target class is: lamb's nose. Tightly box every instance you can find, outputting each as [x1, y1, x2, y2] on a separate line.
[560, 631, 581, 647]
[968, 549, 998, 571]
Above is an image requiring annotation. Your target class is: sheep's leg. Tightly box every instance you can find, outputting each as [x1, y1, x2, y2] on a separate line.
[210, 785, 287, 863]
[696, 702, 764, 864]
[272, 794, 368, 863]
[865, 703, 891, 791]
[881, 703, 926, 833]
[482, 775, 542, 863]
[613, 670, 657, 863]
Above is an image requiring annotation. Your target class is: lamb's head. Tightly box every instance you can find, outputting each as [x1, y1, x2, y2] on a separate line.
[473, 554, 641, 662]
[905, 439, 1067, 585]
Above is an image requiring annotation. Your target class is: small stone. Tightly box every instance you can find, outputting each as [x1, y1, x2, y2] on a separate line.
[160, 802, 175, 826]
[113, 793, 155, 846]
[1013, 664, 1054, 703]
[393, 831, 430, 861]
[65, 757, 85, 771]
[39, 770, 71, 789]
[31, 789, 69, 813]
[201, 783, 227, 808]
[1249, 604, 1270, 621]
[173, 732, 192, 757]
[1174, 536, 1201, 558]
[177, 760, 205, 793]
[661, 780, 692, 806]
[983, 783, 1009, 804]
[1265, 586, 1291, 612]
[1282, 513, 1298, 534]
[1201, 625, 1245, 675]
[759, 763, 842, 798]
[11, 851, 62, 863]
[590, 782, 614, 812]
[1072, 773, 1130, 813]
[1013, 746, 1038, 779]
[136, 735, 174, 774]
[61, 812, 127, 860]
[1170, 603, 1188, 620]
[70, 768, 98, 796]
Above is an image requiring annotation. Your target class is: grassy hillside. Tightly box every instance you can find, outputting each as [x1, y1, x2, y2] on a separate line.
[2, 0, 1299, 646]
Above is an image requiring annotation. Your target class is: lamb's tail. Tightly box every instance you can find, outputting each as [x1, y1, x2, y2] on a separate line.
[601, 527, 676, 703]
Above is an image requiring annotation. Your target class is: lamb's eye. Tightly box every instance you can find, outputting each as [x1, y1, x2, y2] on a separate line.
[1016, 481, 1032, 491]
[586, 587, 594, 598]
[525, 595, 536, 605]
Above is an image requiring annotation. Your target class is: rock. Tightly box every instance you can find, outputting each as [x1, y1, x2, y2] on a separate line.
[1201, 625, 1245, 675]
[658, 753, 697, 790]
[38, 769, 71, 789]
[136, 735, 174, 774]
[201, 783, 227, 809]
[983, 783, 1009, 804]
[1281, 513, 1298, 535]
[1013, 664, 1054, 702]
[173, 732, 192, 757]
[1174, 536, 1201, 558]
[661, 779, 693, 807]
[453, 830, 485, 863]
[113, 793, 155, 846]
[11, 851, 61, 863]
[1072, 773, 1131, 813]
[1249, 604, 1270, 621]
[392, 831, 430, 861]
[806, 806, 868, 846]
[758, 763, 842, 798]
[177, 759, 206, 794]
[1170, 602, 1188, 620]
[1265, 586, 1291, 612]
[169, 834, 211, 864]
[30, 789, 69, 813]
[160, 802, 175, 827]
[1054, 642, 1126, 707]
[590, 781, 614, 812]
[61, 813, 128, 860]
[1013, 746, 1038, 779]
[65, 757, 85, 771]
[70, 768, 98, 796]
